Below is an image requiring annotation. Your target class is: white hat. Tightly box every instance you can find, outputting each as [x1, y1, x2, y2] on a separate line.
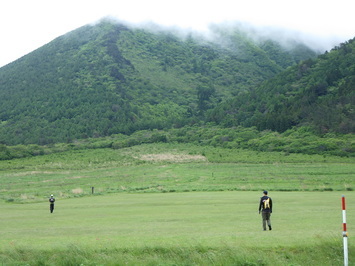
[50, 194, 53, 197]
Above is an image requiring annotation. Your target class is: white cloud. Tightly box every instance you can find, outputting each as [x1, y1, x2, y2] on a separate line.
[0, 0, 354, 67]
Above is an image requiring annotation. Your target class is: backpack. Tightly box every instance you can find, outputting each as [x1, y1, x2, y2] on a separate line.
[263, 198, 270, 209]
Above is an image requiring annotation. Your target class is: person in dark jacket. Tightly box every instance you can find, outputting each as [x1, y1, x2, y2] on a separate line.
[259, 190, 272, 231]
[49, 194, 55, 213]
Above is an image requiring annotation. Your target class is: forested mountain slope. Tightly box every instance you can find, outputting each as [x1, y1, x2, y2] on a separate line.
[0, 19, 317, 145]
[208, 38, 355, 134]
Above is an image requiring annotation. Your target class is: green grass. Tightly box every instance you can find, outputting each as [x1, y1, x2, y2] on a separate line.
[0, 191, 354, 265]
[0, 143, 354, 264]
[0, 143, 354, 203]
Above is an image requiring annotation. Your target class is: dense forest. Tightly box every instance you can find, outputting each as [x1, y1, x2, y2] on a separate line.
[208, 38, 355, 134]
[0, 19, 320, 146]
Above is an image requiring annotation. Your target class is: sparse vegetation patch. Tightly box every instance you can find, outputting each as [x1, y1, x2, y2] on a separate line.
[138, 153, 207, 162]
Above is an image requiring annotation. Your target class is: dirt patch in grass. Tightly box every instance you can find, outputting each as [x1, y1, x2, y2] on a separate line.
[72, 188, 83, 194]
[138, 153, 207, 163]
[68, 176, 85, 179]
[7, 171, 55, 177]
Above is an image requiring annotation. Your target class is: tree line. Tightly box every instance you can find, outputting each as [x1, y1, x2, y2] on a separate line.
[0, 125, 353, 161]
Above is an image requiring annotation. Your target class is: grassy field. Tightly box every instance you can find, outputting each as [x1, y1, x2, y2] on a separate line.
[0, 143, 354, 203]
[0, 191, 354, 265]
[0, 143, 354, 265]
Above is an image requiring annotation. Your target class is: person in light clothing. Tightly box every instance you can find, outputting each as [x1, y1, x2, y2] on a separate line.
[259, 190, 272, 231]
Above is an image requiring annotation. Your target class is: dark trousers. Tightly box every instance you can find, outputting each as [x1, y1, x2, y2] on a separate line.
[50, 204, 54, 213]
[262, 212, 271, 230]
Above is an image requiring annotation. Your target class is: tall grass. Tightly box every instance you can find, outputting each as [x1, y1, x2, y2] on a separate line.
[0, 241, 346, 265]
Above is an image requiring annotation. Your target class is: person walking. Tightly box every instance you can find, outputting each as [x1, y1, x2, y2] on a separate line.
[49, 194, 55, 213]
[259, 190, 272, 231]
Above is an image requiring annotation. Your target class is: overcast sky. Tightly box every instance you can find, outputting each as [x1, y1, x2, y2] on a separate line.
[1, 0, 354, 67]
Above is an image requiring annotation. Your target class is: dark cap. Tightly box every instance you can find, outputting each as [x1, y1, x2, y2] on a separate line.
[263, 190, 268, 195]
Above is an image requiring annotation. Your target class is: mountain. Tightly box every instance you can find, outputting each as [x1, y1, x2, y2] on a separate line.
[208, 38, 355, 134]
[0, 19, 318, 145]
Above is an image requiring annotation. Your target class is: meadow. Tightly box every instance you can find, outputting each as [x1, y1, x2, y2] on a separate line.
[0, 143, 354, 265]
